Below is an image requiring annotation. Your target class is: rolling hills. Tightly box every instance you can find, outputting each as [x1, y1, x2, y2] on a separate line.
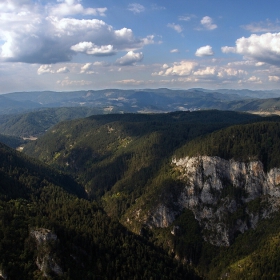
[1, 88, 280, 117]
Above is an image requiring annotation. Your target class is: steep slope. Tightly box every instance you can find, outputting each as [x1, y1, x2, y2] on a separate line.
[0, 142, 199, 279]
[0, 134, 27, 148]
[21, 112, 280, 279]
[121, 121, 280, 278]
[23, 111, 266, 211]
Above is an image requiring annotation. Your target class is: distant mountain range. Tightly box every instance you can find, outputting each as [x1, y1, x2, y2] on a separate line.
[1, 88, 280, 115]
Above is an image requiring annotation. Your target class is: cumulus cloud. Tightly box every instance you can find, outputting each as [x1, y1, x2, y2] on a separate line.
[195, 45, 214, 57]
[80, 63, 96, 74]
[71, 42, 116, 56]
[0, 2, 154, 64]
[200, 16, 217, 30]
[80, 63, 91, 73]
[194, 67, 216, 76]
[167, 23, 183, 33]
[115, 51, 143, 66]
[128, 3, 145, 14]
[93, 61, 110, 67]
[37, 65, 55, 75]
[221, 46, 236, 53]
[217, 68, 247, 78]
[269, 75, 280, 82]
[222, 33, 280, 66]
[247, 76, 262, 83]
[57, 67, 70, 73]
[153, 61, 198, 76]
[49, 0, 107, 17]
[170, 49, 179, 53]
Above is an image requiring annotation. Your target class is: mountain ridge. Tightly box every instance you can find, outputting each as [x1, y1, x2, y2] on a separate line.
[1, 88, 280, 116]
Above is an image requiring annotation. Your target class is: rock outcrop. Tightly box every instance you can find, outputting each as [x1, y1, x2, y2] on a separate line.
[0, 270, 7, 280]
[30, 228, 63, 277]
[143, 156, 280, 246]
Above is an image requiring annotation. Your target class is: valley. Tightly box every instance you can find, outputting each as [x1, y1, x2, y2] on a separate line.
[0, 89, 280, 279]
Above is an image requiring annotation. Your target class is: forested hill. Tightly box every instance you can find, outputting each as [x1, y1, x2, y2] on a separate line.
[21, 110, 280, 279]
[175, 121, 280, 171]
[0, 141, 85, 199]
[0, 140, 198, 279]
[23, 110, 278, 206]
[7, 109, 280, 279]
[0, 107, 107, 137]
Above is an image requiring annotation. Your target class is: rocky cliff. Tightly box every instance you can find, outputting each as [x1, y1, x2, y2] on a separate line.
[135, 156, 280, 246]
[30, 228, 63, 277]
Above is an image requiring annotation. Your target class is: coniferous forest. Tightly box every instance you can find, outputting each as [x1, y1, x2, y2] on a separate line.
[1, 108, 280, 279]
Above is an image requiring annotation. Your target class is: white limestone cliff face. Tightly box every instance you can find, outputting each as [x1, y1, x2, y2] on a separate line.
[30, 228, 63, 277]
[144, 156, 280, 246]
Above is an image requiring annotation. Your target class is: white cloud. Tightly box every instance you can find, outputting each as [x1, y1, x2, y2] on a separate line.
[93, 61, 110, 67]
[247, 76, 262, 83]
[269, 75, 280, 82]
[221, 46, 236, 53]
[116, 51, 143, 66]
[48, 0, 107, 17]
[37, 65, 55, 75]
[217, 68, 247, 78]
[223, 33, 280, 66]
[170, 49, 179, 53]
[200, 16, 217, 30]
[80, 63, 97, 74]
[71, 42, 116, 56]
[57, 67, 70, 73]
[194, 67, 216, 76]
[195, 45, 214, 57]
[167, 23, 183, 33]
[154, 61, 198, 76]
[242, 20, 280, 33]
[0, 6, 154, 64]
[255, 62, 265, 66]
[128, 3, 145, 14]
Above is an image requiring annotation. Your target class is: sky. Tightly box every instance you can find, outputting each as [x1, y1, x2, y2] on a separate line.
[1, 0, 280, 93]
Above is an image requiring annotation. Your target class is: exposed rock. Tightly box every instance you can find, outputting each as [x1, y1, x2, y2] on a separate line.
[142, 156, 280, 246]
[171, 226, 180, 236]
[30, 228, 57, 245]
[30, 228, 63, 277]
[0, 270, 7, 280]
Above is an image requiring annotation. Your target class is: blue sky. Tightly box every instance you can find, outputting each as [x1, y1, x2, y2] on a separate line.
[1, 0, 280, 93]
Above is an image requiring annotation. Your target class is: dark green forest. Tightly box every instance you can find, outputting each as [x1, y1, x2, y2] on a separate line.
[0, 142, 198, 279]
[175, 121, 280, 171]
[1, 110, 280, 279]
